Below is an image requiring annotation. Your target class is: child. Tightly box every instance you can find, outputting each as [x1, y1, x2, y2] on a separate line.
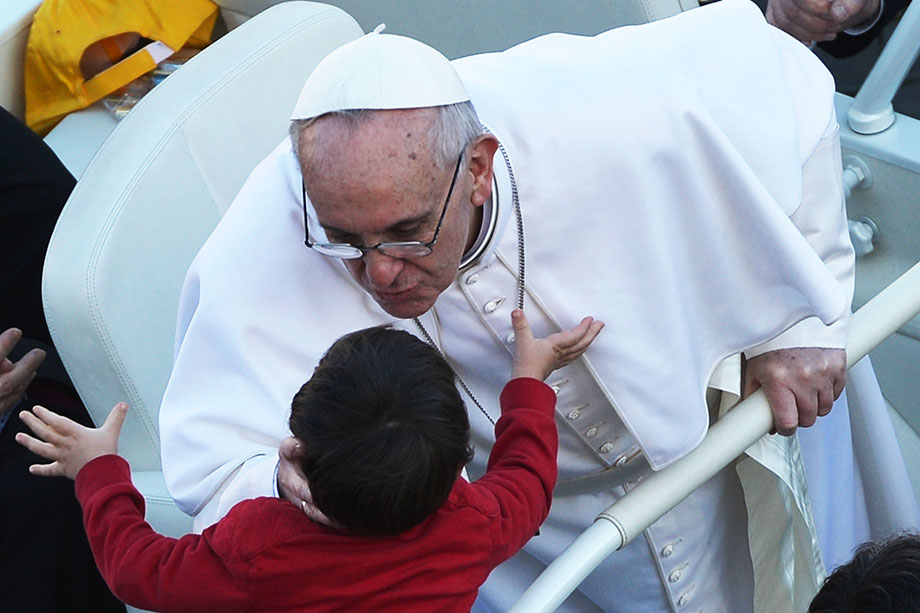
[17, 309, 602, 612]
[809, 533, 920, 612]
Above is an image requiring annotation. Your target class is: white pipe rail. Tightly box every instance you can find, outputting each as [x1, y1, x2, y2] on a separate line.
[848, 0, 920, 134]
[510, 260, 920, 612]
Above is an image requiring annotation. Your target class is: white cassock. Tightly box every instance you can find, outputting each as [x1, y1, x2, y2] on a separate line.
[159, 1, 918, 610]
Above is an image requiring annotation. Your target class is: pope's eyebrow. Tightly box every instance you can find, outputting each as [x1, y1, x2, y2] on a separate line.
[319, 210, 433, 236]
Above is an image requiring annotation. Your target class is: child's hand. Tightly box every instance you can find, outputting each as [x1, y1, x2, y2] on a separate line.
[15, 402, 128, 480]
[511, 309, 604, 381]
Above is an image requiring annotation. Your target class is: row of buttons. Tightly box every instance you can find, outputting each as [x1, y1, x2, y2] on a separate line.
[464, 265, 636, 466]
[464, 264, 701, 607]
[466, 267, 696, 609]
[658, 538, 694, 607]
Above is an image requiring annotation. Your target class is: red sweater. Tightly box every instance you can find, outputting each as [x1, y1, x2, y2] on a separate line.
[75, 378, 558, 612]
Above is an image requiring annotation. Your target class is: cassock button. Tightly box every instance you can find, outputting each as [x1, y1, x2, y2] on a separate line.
[465, 273, 479, 285]
[585, 426, 598, 439]
[677, 594, 690, 606]
[599, 442, 614, 454]
[506, 332, 516, 344]
[483, 297, 505, 313]
[661, 545, 674, 557]
[668, 569, 682, 583]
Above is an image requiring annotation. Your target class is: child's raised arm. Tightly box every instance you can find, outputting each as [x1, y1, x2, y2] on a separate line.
[15, 402, 127, 479]
[510, 309, 604, 381]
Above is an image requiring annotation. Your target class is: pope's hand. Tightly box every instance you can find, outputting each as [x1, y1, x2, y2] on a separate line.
[765, 0, 880, 42]
[277, 436, 336, 527]
[743, 347, 846, 436]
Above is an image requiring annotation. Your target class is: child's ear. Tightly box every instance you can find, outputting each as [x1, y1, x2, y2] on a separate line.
[279, 436, 306, 462]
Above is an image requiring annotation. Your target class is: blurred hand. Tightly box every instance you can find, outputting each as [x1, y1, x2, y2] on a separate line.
[0, 328, 45, 416]
[511, 309, 604, 381]
[743, 347, 846, 436]
[766, 0, 881, 42]
[16, 402, 127, 479]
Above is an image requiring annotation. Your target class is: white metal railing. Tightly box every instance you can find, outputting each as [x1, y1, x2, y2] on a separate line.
[848, 0, 920, 134]
[510, 260, 920, 612]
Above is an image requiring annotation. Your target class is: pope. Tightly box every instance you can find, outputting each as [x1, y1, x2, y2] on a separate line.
[159, 1, 916, 610]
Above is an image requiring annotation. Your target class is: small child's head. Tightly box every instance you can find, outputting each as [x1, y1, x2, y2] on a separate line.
[289, 326, 474, 537]
[809, 533, 920, 613]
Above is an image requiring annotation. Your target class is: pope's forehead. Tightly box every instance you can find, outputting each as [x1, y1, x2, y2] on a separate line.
[305, 109, 438, 163]
[300, 111, 450, 214]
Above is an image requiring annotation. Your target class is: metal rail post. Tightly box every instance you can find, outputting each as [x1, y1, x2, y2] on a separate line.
[848, 1, 920, 134]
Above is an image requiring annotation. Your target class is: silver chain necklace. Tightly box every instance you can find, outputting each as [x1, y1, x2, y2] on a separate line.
[414, 140, 524, 425]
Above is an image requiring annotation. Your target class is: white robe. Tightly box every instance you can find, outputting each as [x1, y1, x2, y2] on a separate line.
[159, 1, 918, 610]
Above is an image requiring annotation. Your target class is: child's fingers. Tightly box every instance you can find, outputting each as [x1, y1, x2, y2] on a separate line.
[550, 317, 596, 349]
[511, 309, 535, 343]
[567, 324, 603, 355]
[570, 319, 605, 347]
[101, 402, 129, 436]
[18, 408, 65, 446]
[554, 320, 605, 362]
[15, 431, 62, 462]
[571, 320, 605, 352]
[29, 461, 67, 478]
[32, 404, 79, 432]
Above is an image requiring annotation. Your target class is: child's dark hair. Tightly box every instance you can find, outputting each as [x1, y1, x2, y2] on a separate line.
[289, 326, 474, 537]
[809, 533, 920, 613]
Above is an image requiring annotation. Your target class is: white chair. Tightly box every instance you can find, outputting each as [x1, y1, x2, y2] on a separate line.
[41, 1, 362, 546]
[213, 0, 700, 58]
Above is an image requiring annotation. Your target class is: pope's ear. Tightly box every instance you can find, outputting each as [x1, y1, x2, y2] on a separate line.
[467, 133, 500, 207]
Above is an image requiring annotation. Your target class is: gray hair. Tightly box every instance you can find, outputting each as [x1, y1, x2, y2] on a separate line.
[290, 101, 483, 169]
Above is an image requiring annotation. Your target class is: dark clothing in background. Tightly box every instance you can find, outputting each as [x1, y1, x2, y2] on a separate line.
[0, 105, 73, 349]
[0, 105, 125, 613]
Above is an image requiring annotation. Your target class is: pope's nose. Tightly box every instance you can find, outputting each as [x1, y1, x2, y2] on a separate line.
[363, 250, 405, 288]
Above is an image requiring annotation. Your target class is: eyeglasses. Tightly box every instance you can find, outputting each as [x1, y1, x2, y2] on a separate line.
[303, 153, 463, 259]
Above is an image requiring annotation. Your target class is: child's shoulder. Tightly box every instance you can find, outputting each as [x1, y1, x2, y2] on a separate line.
[205, 497, 320, 560]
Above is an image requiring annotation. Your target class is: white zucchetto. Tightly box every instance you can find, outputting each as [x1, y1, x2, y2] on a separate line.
[290, 24, 470, 120]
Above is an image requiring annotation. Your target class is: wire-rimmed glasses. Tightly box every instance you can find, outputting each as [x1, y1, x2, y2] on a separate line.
[302, 152, 463, 259]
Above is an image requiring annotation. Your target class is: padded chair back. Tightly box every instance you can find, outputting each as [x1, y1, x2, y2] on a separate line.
[215, 0, 701, 57]
[42, 2, 362, 473]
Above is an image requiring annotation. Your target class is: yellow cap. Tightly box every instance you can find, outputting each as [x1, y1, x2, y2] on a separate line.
[24, 0, 219, 135]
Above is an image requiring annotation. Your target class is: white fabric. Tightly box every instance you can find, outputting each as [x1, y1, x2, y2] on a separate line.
[159, 0, 912, 609]
[800, 355, 920, 571]
[710, 356, 825, 611]
[450, 0, 851, 471]
[290, 27, 469, 120]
